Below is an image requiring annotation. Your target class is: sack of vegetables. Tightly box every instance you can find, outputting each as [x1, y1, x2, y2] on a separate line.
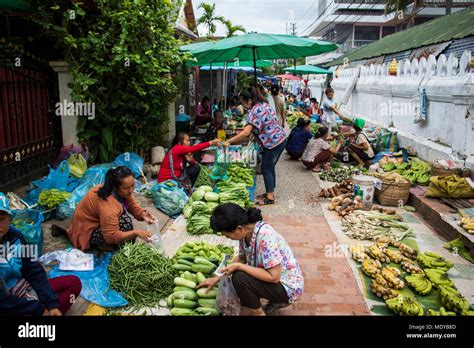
[151, 180, 188, 217]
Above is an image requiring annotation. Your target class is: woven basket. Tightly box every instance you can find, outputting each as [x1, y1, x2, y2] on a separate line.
[375, 180, 412, 207]
[430, 163, 471, 178]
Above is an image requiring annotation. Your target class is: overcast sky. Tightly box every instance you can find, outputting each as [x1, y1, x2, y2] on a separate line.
[193, 0, 319, 37]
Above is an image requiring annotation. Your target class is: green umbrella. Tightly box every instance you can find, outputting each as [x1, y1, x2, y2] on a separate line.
[284, 65, 332, 75]
[188, 59, 273, 68]
[181, 33, 338, 85]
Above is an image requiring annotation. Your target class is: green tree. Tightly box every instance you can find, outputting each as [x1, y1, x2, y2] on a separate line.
[197, 2, 225, 37]
[224, 19, 246, 37]
[384, 0, 425, 28]
[29, 0, 185, 163]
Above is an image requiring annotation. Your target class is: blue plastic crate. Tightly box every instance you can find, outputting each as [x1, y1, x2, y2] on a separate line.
[247, 177, 257, 202]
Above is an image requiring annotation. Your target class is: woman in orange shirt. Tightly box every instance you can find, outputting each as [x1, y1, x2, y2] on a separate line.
[66, 166, 157, 251]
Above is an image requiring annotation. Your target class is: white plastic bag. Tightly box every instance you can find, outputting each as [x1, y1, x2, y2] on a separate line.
[146, 222, 165, 256]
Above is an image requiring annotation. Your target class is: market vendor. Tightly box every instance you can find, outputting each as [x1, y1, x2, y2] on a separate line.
[197, 203, 304, 316]
[66, 166, 157, 251]
[271, 84, 286, 127]
[158, 133, 221, 187]
[347, 118, 374, 167]
[195, 96, 212, 126]
[286, 119, 313, 160]
[204, 109, 226, 143]
[322, 87, 345, 133]
[223, 87, 287, 206]
[0, 193, 82, 315]
[301, 126, 343, 172]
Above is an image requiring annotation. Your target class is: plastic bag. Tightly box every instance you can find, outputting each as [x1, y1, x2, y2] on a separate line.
[145, 222, 165, 256]
[57, 166, 108, 220]
[32, 160, 70, 192]
[40, 248, 94, 271]
[210, 146, 240, 181]
[48, 252, 128, 307]
[114, 152, 144, 178]
[216, 275, 241, 316]
[68, 153, 87, 178]
[150, 180, 188, 217]
[55, 143, 90, 168]
[11, 209, 44, 255]
[240, 142, 259, 168]
[375, 129, 399, 153]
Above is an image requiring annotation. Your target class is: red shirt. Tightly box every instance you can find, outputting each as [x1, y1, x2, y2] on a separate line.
[157, 142, 211, 182]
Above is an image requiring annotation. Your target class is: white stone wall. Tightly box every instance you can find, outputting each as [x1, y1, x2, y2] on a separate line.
[308, 51, 474, 172]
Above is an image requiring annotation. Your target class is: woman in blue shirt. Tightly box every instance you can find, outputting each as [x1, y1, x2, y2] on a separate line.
[286, 119, 313, 160]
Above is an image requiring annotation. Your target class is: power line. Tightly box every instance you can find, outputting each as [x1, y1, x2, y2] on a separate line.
[298, 1, 320, 29]
[299, 0, 335, 36]
[307, 0, 359, 38]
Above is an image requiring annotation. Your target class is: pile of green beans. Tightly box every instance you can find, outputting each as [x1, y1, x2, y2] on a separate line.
[108, 242, 175, 308]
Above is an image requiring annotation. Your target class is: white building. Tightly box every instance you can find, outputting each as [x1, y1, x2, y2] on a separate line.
[304, 0, 471, 66]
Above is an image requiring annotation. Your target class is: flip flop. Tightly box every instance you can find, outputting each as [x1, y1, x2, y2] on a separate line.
[256, 193, 268, 200]
[256, 198, 275, 206]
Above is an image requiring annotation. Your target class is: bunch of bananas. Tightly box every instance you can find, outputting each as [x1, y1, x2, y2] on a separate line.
[459, 216, 474, 233]
[399, 243, 418, 259]
[362, 258, 382, 278]
[416, 251, 454, 271]
[385, 249, 404, 263]
[381, 267, 404, 289]
[349, 245, 368, 263]
[424, 269, 454, 287]
[426, 307, 457, 316]
[386, 295, 424, 316]
[376, 236, 399, 247]
[370, 280, 399, 300]
[439, 285, 471, 314]
[401, 260, 424, 274]
[405, 273, 432, 295]
[369, 245, 390, 263]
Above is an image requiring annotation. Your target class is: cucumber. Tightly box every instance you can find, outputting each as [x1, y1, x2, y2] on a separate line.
[197, 288, 218, 299]
[173, 299, 198, 309]
[192, 264, 216, 274]
[196, 272, 207, 284]
[173, 264, 192, 271]
[183, 271, 197, 283]
[198, 298, 217, 308]
[174, 277, 196, 289]
[173, 291, 198, 301]
[167, 294, 174, 308]
[177, 255, 195, 262]
[170, 308, 195, 316]
[195, 307, 220, 316]
[177, 258, 194, 266]
[194, 257, 217, 267]
[173, 286, 197, 294]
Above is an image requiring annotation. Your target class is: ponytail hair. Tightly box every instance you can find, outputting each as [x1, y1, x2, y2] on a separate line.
[314, 126, 328, 139]
[96, 166, 133, 200]
[210, 203, 263, 233]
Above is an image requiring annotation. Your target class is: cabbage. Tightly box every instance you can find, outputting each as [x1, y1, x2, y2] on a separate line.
[191, 189, 206, 201]
[206, 202, 219, 211]
[199, 185, 213, 193]
[204, 192, 220, 202]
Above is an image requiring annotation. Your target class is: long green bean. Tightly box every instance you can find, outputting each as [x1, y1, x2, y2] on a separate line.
[108, 242, 175, 309]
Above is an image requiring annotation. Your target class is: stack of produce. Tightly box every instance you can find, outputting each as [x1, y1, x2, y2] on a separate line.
[405, 273, 433, 295]
[194, 165, 214, 188]
[381, 157, 431, 185]
[183, 186, 220, 235]
[168, 275, 219, 316]
[319, 165, 358, 183]
[227, 163, 254, 187]
[416, 251, 454, 271]
[108, 242, 175, 308]
[216, 180, 252, 208]
[385, 295, 424, 316]
[319, 180, 353, 198]
[328, 193, 362, 216]
[342, 210, 413, 241]
[458, 210, 474, 234]
[173, 241, 234, 261]
[38, 189, 71, 210]
[438, 285, 473, 315]
[286, 111, 305, 129]
[371, 171, 410, 184]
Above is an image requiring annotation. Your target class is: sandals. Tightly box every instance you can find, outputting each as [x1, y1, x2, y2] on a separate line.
[256, 193, 267, 200]
[256, 197, 275, 206]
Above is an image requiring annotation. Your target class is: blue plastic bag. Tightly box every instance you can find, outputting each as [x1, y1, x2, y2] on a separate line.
[151, 180, 188, 217]
[114, 153, 144, 178]
[48, 252, 127, 308]
[11, 209, 44, 255]
[32, 160, 70, 191]
[57, 167, 108, 220]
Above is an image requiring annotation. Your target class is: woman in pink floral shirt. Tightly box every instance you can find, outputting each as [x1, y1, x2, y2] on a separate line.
[198, 203, 304, 316]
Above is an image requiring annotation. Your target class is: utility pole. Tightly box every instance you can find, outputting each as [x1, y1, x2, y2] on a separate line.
[290, 23, 297, 36]
[446, 0, 452, 15]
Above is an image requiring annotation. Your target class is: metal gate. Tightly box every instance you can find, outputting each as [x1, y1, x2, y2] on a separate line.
[0, 38, 59, 190]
